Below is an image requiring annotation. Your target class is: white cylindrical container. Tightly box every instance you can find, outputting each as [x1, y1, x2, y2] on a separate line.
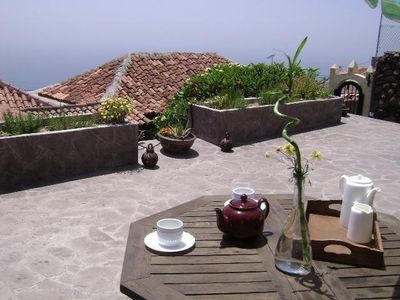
[347, 202, 374, 244]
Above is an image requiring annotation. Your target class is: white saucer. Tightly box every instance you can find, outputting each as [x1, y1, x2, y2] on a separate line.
[144, 231, 195, 253]
[224, 199, 267, 210]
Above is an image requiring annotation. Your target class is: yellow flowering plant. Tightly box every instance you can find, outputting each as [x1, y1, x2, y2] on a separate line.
[265, 144, 322, 179]
[99, 97, 134, 124]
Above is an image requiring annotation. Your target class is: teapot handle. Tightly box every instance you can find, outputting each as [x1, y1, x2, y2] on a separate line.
[259, 197, 270, 220]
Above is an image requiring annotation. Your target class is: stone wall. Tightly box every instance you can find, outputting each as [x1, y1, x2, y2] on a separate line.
[0, 123, 138, 191]
[190, 97, 342, 146]
[371, 52, 400, 122]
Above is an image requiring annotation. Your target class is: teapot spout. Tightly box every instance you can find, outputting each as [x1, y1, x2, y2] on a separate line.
[366, 187, 382, 206]
[339, 175, 350, 194]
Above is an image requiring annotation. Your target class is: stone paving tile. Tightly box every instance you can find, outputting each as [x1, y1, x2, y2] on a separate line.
[0, 114, 399, 299]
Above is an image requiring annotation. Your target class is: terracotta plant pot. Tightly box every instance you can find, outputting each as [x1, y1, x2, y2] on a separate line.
[157, 132, 196, 154]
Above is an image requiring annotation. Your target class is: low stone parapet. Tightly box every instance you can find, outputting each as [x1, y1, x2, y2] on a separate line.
[190, 97, 343, 146]
[0, 123, 138, 191]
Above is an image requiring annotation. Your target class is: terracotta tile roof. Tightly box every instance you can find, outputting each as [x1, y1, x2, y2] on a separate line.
[23, 102, 101, 118]
[116, 53, 229, 124]
[39, 57, 124, 104]
[38, 52, 230, 124]
[0, 80, 45, 119]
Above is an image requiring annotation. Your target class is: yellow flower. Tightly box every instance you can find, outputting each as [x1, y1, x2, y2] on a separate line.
[275, 146, 282, 153]
[311, 151, 322, 160]
[284, 143, 296, 156]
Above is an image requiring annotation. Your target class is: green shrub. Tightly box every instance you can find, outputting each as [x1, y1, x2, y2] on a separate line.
[180, 63, 288, 101]
[289, 69, 331, 100]
[100, 97, 134, 124]
[208, 90, 247, 109]
[2, 112, 43, 135]
[153, 94, 191, 131]
[258, 89, 286, 105]
[46, 115, 97, 131]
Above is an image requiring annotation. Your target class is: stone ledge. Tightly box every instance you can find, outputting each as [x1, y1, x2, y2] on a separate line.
[190, 97, 343, 146]
[0, 123, 138, 191]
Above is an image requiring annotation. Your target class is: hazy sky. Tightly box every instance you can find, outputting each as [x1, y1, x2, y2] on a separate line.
[0, 0, 381, 90]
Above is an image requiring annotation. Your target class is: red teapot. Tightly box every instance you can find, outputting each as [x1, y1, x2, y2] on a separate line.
[215, 194, 269, 239]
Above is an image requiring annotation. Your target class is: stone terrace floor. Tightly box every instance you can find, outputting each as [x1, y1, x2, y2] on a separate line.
[0, 114, 399, 299]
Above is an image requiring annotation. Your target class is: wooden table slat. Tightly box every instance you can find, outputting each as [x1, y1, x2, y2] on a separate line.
[190, 292, 280, 300]
[384, 248, 400, 257]
[334, 265, 400, 277]
[341, 275, 400, 288]
[151, 272, 271, 284]
[379, 227, 397, 234]
[152, 254, 261, 265]
[169, 281, 277, 295]
[349, 286, 400, 298]
[150, 262, 267, 274]
[178, 216, 217, 222]
[175, 247, 259, 256]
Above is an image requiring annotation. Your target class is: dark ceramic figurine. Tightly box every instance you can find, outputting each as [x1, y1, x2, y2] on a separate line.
[219, 131, 233, 152]
[141, 143, 158, 168]
[215, 194, 270, 239]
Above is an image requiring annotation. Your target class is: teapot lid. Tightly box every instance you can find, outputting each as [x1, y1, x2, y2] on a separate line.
[349, 174, 372, 185]
[229, 194, 258, 210]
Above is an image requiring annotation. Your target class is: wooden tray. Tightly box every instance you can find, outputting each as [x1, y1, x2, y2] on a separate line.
[306, 199, 384, 269]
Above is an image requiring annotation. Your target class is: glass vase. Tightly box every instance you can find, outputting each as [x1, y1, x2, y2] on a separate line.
[275, 174, 312, 276]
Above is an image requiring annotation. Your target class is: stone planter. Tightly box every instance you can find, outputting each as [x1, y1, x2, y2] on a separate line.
[0, 123, 138, 191]
[190, 96, 343, 146]
[158, 132, 196, 154]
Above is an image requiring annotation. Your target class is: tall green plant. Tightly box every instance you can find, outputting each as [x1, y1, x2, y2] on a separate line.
[2, 112, 43, 135]
[279, 36, 308, 96]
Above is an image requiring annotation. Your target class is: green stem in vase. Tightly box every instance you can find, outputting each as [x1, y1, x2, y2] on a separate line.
[274, 96, 311, 264]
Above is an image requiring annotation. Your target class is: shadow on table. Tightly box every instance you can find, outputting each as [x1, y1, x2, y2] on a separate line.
[393, 276, 400, 298]
[294, 269, 336, 300]
[219, 233, 270, 249]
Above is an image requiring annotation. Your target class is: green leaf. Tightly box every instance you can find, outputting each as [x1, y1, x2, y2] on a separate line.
[293, 36, 308, 66]
[364, 0, 379, 8]
[382, 0, 400, 23]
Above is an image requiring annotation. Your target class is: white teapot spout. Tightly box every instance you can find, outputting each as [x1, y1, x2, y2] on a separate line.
[339, 175, 350, 194]
[366, 187, 381, 206]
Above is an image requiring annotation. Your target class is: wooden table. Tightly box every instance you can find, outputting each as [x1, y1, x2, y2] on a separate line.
[120, 194, 400, 300]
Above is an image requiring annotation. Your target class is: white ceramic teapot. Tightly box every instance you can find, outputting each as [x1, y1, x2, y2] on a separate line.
[339, 174, 381, 227]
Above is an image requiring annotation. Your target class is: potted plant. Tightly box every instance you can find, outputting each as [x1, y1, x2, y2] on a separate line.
[157, 125, 196, 154]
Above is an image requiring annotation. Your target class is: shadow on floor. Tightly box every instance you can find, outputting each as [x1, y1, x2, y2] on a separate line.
[159, 148, 199, 159]
[0, 164, 142, 195]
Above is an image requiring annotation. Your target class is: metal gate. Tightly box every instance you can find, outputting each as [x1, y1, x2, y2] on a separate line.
[334, 81, 364, 115]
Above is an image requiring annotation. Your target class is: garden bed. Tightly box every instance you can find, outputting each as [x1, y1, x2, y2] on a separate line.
[190, 96, 343, 146]
[0, 123, 138, 191]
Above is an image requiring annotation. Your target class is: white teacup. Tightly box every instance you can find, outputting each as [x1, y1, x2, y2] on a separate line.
[157, 218, 183, 247]
[232, 187, 255, 200]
